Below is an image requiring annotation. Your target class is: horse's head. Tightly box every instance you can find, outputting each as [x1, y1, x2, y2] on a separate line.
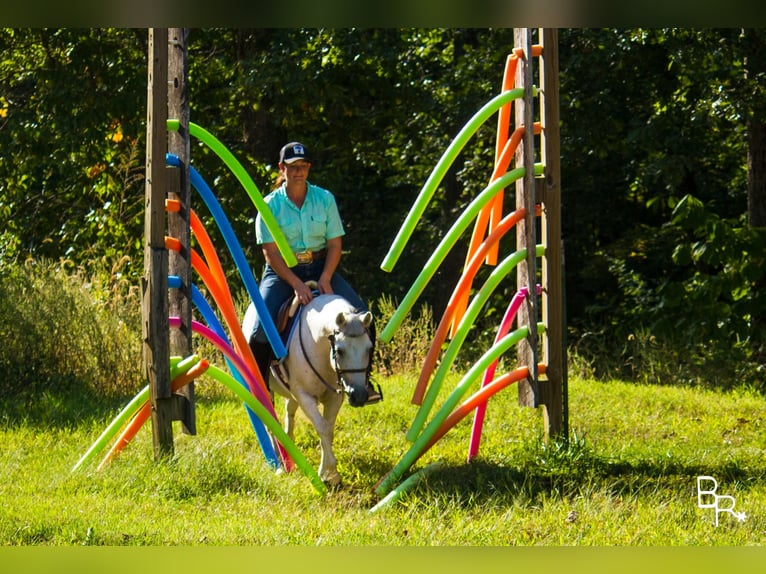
[330, 310, 373, 407]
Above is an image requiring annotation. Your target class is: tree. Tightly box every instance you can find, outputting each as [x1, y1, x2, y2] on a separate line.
[0, 28, 146, 267]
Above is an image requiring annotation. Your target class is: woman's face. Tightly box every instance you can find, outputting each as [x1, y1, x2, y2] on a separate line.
[281, 160, 311, 186]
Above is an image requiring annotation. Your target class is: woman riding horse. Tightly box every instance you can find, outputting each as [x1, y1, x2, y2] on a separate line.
[247, 141, 381, 404]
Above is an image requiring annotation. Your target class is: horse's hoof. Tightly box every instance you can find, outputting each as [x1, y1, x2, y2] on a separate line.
[321, 470, 342, 487]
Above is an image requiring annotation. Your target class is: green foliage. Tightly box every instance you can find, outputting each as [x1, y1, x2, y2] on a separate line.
[0, 29, 146, 272]
[586, 194, 765, 389]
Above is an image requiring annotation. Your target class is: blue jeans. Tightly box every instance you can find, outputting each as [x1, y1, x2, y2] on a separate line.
[249, 259, 368, 344]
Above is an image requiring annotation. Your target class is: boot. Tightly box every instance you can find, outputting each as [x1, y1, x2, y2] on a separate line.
[249, 339, 273, 392]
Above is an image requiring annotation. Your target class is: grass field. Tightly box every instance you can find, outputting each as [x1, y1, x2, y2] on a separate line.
[1, 372, 764, 546]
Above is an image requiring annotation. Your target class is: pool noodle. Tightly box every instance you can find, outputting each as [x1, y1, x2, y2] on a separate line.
[185, 156, 285, 357]
[457, 122, 542, 338]
[380, 87, 528, 273]
[376, 324, 544, 496]
[452, 126, 529, 338]
[467, 122, 542, 272]
[187, 240, 269, 396]
[167, 203, 279, 466]
[189, 208, 231, 299]
[165, 153, 285, 358]
[203, 363, 326, 496]
[172, 317, 293, 470]
[496, 54, 518, 165]
[422, 364, 547, 458]
[467, 128, 518, 273]
[412, 208, 527, 405]
[369, 462, 444, 513]
[466, 288, 527, 459]
[463, 50, 542, 325]
[467, 285, 540, 460]
[71, 356, 197, 472]
[172, 318, 273, 422]
[187, 210, 271, 394]
[486, 53, 520, 266]
[407, 245, 544, 442]
[167, 120, 296, 268]
[379, 163, 543, 343]
[96, 359, 210, 470]
[164, 236, 267, 396]
[466, 45, 543, 279]
[483, 45, 544, 240]
[187, 281, 280, 469]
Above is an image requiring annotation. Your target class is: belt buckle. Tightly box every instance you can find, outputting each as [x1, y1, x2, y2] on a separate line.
[295, 251, 312, 265]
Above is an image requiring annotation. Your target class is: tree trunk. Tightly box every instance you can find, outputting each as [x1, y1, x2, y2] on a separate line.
[745, 29, 766, 361]
[747, 117, 766, 362]
[747, 118, 766, 228]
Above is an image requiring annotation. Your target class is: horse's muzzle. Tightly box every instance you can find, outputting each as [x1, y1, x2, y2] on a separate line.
[344, 384, 369, 408]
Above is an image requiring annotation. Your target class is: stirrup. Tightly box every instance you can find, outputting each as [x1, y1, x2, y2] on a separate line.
[365, 380, 383, 405]
[270, 359, 290, 389]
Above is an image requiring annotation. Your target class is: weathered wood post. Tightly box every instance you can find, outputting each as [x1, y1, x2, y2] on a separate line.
[514, 28, 567, 440]
[515, 27, 539, 409]
[539, 28, 566, 439]
[167, 27, 196, 435]
[143, 28, 173, 457]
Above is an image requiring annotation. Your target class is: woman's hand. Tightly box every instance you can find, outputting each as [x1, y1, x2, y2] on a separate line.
[293, 280, 314, 305]
[317, 276, 333, 295]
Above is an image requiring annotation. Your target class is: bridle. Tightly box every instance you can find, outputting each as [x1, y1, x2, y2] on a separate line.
[297, 308, 371, 397]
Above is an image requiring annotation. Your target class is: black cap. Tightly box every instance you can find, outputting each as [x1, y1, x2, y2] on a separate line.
[279, 142, 310, 164]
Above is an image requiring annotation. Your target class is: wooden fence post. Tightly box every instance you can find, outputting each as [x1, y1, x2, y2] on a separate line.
[143, 27, 173, 458]
[539, 28, 566, 439]
[515, 27, 539, 409]
[514, 28, 567, 440]
[167, 27, 196, 435]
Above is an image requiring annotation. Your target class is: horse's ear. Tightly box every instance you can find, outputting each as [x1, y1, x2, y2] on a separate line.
[361, 312, 373, 328]
[336, 312, 347, 328]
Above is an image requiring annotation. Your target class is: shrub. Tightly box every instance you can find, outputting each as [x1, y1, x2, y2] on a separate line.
[0, 257, 143, 413]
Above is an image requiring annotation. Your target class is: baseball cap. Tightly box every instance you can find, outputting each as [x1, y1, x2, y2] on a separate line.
[279, 142, 310, 164]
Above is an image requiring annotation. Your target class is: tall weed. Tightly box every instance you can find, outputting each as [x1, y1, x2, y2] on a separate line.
[371, 294, 434, 376]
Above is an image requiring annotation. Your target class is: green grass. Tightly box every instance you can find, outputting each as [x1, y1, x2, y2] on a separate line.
[1, 372, 764, 546]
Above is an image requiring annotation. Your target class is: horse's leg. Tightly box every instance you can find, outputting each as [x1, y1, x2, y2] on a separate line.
[317, 393, 344, 486]
[292, 390, 342, 486]
[284, 396, 299, 440]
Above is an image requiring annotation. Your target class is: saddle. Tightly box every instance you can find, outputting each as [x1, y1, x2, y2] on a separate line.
[275, 287, 309, 338]
[269, 281, 319, 387]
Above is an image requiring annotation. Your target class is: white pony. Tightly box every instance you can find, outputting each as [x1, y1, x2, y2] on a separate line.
[244, 292, 374, 485]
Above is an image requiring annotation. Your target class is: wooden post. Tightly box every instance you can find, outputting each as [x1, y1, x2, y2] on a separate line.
[515, 28, 539, 408]
[143, 28, 173, 458]
[512, 28, 567, 441]
[167, 28, 196, 436]
[539, 28, 566, 439]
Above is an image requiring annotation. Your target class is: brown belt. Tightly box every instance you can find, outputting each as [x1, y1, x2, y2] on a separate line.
[294, 249, 327, 265]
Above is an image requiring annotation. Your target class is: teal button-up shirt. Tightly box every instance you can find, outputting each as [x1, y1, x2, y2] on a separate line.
[255, 182, 345, 253]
